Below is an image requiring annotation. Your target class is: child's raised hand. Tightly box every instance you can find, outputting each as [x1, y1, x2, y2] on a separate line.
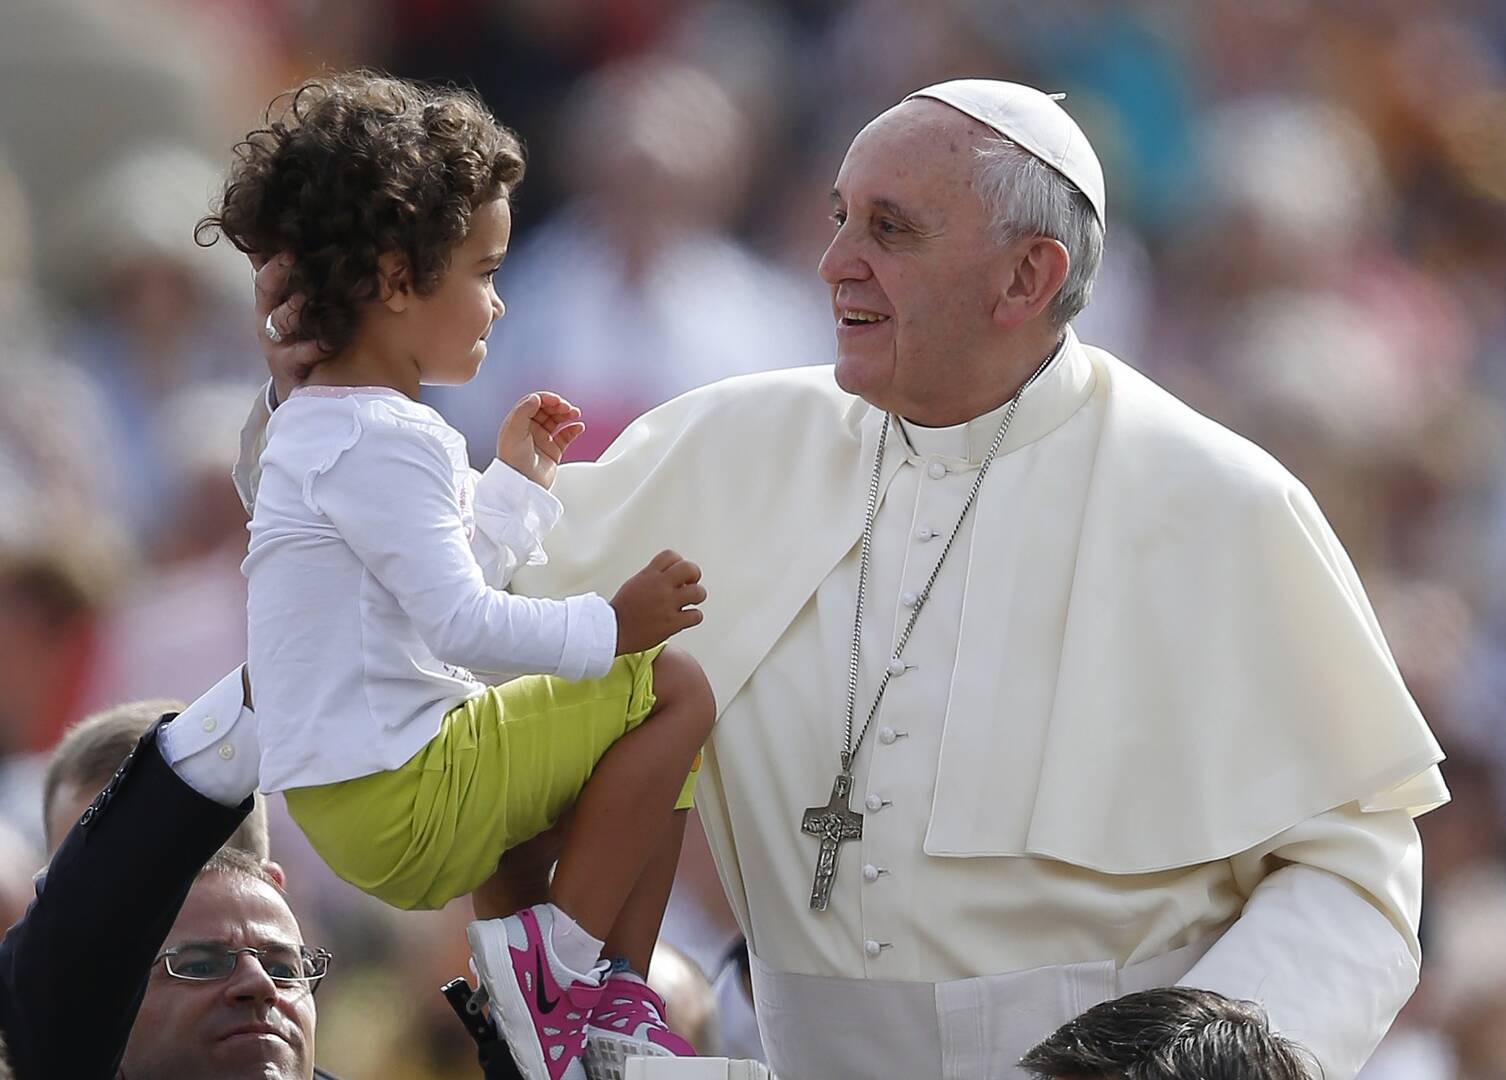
[496, 391, 586, 489]
[610, 551, 707, 654]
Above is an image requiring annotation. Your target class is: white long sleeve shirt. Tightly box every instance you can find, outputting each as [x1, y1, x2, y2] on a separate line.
[244, 386, 615, 792]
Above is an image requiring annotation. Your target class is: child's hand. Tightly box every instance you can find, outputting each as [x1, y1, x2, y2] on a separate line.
[496, 392, 586, 489]
[610, 551, 707, 654]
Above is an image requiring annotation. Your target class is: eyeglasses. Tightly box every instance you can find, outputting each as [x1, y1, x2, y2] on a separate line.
[156, 943, 333, 991]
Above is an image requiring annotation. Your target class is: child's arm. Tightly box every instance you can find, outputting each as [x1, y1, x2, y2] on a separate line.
[469, 462, 564, 589]
[310, 422, 615, 682]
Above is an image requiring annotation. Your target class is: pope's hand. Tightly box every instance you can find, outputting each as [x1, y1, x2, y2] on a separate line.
[610, 551, 707, 654]
[252, 252, 324, 404]
[496, 392, 585, 489]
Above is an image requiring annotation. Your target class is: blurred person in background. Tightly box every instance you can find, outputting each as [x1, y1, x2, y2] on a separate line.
[52, 145, 256, 549]
[0, 545, 112, 854]
[427, 54, 829, 463]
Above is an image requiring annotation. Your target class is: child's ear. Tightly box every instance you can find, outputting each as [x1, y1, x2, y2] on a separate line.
[376, 252, 412, 312]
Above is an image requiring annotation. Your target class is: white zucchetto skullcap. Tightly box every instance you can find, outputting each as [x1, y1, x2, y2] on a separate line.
[904, 79, 1106, 228]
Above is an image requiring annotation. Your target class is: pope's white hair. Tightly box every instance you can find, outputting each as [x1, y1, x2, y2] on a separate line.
[973, 136, 1103, 327]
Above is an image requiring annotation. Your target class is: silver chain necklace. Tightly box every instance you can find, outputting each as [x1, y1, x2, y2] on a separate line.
[800, 345, 1057, 912]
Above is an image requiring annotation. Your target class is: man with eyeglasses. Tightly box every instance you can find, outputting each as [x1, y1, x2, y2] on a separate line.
[118, 847, 331, 1080]
[0, 669, 261, 1080]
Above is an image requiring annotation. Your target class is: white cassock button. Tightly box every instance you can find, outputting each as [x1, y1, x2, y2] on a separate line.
[864, 794, 884, 812]
[864, 939, 882, 958]
[218, 744, 235, 760]
[886, 657, 906, 676]
[202, 716, 217, 733]
[900, 591, 918, 608]
[915, 525, 933, 541]
[927, 461, 946, 479]
[862, 864, 880, 883]
[878, 727, 897, 745]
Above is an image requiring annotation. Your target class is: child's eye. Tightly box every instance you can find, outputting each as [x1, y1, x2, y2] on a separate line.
[830, 211, 846, 228]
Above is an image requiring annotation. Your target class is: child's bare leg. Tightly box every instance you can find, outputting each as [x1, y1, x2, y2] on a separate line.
[601, 808, 690, 975]
[547, 647, 713, 942]
[472, 813, 570, 921]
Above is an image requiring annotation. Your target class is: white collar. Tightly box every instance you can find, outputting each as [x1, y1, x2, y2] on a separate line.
[884, 328, 1096, 468]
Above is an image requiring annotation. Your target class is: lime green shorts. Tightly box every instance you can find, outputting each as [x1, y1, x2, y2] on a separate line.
[283, 646, 698, 911]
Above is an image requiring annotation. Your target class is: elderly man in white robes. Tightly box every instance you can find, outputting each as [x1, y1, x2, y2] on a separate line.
[245, 80, 1446, 1080]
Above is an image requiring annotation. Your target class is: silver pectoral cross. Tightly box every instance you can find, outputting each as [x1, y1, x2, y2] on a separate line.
[802, 771, 864, 911]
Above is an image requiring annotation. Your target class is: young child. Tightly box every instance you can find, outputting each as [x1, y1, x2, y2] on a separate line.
[200, 72, 715, 1080]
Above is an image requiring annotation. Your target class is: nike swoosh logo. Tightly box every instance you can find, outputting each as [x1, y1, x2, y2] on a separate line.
[534, 949, 560, 1015]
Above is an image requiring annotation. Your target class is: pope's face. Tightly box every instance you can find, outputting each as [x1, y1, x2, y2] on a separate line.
[121, 872, 317, 1080]
[819, 100, 1009, 423]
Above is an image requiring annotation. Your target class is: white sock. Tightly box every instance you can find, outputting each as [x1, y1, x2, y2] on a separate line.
[548, 904, 605, 982]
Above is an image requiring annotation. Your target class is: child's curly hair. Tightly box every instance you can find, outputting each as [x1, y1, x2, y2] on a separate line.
[198, 71, 524, 356]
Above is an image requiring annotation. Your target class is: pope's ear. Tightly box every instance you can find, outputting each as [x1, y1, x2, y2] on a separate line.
[994, 237, 1070, 329]
[376, 252, 413, 312]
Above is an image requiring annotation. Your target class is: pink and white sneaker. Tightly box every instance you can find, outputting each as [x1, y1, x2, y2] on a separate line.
[467, 905, 608, 1080]
[583, 970, 696, 1079]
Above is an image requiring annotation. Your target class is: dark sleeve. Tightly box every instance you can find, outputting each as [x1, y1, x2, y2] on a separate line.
[0, 718, 250, 1080]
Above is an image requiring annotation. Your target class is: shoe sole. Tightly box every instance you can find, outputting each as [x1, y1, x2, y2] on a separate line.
[467, 919, 553, 1080]
[583, 1033, 676, 1080]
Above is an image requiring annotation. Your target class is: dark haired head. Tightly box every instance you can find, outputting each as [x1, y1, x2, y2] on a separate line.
[1019, 987, 1317, 1080]
[197, 70, 524, 356]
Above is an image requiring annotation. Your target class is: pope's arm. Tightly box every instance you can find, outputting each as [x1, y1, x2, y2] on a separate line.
[1177, 800, 1421, 1080]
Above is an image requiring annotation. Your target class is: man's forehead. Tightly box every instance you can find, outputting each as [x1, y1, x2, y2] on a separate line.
[167, 873, 303, 947]
[849, 98, 993, 160]
[833, 100, 986, 207]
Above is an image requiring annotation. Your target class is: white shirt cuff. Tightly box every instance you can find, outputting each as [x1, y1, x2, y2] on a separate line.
[475, 460, 564, 566]
[157, 666, 261, 807]
[560, 594, 618, 681]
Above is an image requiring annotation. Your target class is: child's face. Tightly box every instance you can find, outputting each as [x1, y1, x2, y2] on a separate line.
[408, 197, 511, 385]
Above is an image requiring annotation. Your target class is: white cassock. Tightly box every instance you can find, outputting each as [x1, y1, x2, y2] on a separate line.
[500, 329, 1446, 1080]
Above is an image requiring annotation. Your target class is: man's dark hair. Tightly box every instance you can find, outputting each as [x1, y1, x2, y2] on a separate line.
[197, 69, 525, 356]
[43, 700, 271, 859]
[1019, 987, 1317, 1080]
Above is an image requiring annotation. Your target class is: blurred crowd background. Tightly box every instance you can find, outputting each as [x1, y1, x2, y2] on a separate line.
[2, 0, 1505, 1075]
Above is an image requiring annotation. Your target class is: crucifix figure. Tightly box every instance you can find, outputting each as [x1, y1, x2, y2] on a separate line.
[802, 771, 864, 911]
